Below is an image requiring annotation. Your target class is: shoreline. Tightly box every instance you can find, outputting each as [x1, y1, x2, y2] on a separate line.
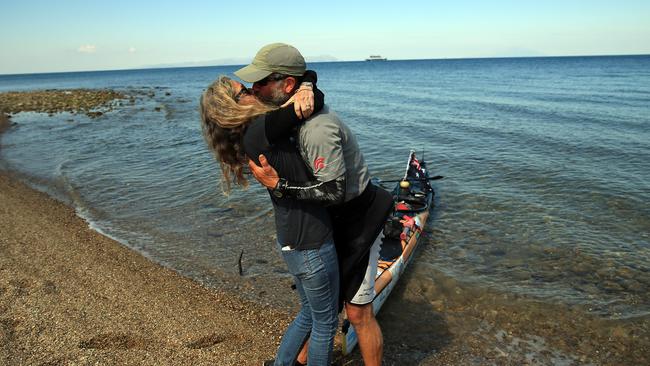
[0, 169, 292, 365]
[0, 113, 9, 134]
[2, 92, 649, 365]
[3, 169, 648, 366]
[2, 103, 293, 364]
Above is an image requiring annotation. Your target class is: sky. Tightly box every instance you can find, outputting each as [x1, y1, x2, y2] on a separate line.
[1, 0, 649, 74]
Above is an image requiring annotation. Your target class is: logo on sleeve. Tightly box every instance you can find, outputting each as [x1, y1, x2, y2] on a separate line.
[313, 156, 326, 173]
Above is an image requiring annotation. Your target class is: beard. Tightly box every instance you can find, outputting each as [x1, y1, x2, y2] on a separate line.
[256, 83, 292, 106]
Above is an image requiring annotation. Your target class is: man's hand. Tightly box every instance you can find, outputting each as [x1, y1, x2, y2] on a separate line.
[248, 154, 280, 189]
[280, 87, 315, 119]
[293, 87, 315, 119]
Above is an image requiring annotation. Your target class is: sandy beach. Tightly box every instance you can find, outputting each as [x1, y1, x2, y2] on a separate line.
[0, 172, 294, 365]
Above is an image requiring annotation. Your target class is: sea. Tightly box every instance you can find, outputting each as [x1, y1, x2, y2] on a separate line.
[1, 55, 649, 323]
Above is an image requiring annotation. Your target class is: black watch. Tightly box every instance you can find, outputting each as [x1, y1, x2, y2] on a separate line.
[272, 178, 288, 198]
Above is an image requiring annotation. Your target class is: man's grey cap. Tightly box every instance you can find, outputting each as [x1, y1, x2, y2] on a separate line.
[234, 43, 306, 83]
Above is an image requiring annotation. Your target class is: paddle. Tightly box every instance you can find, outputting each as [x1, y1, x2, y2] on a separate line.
[379, 175, 444, 183]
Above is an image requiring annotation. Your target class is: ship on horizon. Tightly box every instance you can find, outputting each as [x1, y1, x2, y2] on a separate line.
[365, 55, 387, 61]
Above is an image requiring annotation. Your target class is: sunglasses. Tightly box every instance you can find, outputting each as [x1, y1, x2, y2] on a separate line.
[233, 85, 251, 103]
[255, 74, 289, 86]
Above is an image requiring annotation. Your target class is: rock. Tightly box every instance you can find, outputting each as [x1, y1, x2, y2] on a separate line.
[449, 246, 467, 259]
[602, 280, 624, 292]
[511, 269, 532, 281]
[0, 89, 127, 115]
[439, 276, 458, 294]
[620, 280, 645, 293]
[596, 268, 614, 279]
[538, 271, 561, 282]
[543, 247, 559, 255]
[616, 267, 634, 279]
[501, 258, 525, 268]
[571, 262, 592, 275]
[610, 326, 628, 340]
[419, 277, 440, 299]
[579, 283, 601, 295]
[429, 300, 444, 311]
[488, 248, 506, 256]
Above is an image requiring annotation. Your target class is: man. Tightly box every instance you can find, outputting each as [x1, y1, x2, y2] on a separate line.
[233, 45, 339, 366]
[236, 43, 392, 366]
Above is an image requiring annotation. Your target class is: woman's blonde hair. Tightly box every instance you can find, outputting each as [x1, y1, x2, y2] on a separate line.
[200, 75, 276, 192]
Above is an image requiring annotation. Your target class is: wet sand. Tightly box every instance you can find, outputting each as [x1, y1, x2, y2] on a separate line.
[371, 262, 649, 365]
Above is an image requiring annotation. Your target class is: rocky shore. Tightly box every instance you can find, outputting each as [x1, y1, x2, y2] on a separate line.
[0, 89, 127, 118]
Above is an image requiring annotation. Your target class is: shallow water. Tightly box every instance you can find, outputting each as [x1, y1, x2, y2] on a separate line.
[1, 56, 649, 323]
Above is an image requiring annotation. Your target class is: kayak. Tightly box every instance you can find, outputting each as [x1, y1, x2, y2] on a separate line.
[341, 150, 437, 354]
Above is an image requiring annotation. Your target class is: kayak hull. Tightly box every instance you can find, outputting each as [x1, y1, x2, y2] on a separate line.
[342, 151, 435, 355]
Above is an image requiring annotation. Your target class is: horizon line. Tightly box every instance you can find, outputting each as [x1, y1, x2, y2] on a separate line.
[1, 52, 649, 77]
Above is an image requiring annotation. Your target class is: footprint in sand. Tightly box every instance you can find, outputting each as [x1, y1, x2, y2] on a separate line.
[78, 333, 152, 350]
[184, 333, 228, 349]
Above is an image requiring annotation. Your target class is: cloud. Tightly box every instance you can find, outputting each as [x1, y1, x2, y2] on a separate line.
[77, 45, 97, 54]
[128, 47, 137, 53]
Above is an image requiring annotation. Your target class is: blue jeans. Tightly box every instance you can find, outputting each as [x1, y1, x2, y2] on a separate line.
[275, 240, 339, 366]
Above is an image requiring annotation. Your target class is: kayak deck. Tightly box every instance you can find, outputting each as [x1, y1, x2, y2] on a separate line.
[342, 150, 436, 355]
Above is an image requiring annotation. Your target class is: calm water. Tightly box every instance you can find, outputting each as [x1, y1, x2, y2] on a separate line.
[2, 56, 649, 319]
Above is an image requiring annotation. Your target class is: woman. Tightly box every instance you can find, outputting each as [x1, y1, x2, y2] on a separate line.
[201, 74, 338, 366]
[200, 73, 321, 190]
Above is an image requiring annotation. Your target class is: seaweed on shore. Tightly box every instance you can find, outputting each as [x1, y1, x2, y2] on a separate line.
[0, 89, 127, 118]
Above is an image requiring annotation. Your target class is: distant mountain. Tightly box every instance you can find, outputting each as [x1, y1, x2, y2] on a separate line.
[144, 55, 340, 69]
[143, 58, 249, 69]
[304, 55, 340, 63]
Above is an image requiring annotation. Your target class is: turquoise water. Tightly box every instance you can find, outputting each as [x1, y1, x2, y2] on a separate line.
[1, 55, 649, 318]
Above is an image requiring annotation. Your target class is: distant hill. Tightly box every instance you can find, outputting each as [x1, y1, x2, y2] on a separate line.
[304, 55, 340, 63]
[144, 55, 340, 69]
